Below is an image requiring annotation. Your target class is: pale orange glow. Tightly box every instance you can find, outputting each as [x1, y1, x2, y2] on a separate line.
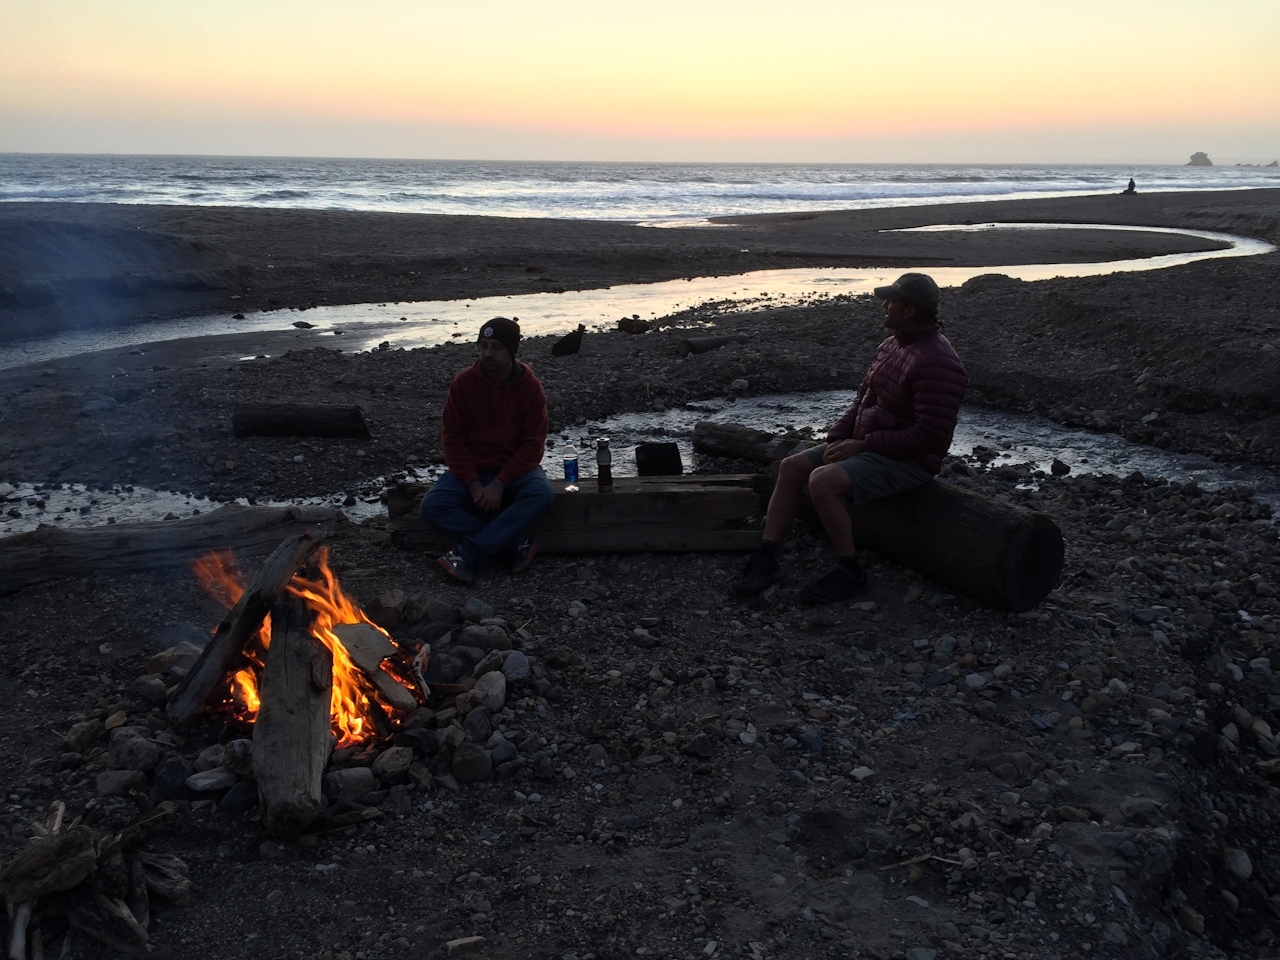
[1, 0, 1276, 160]
[191, 547, 418, 747]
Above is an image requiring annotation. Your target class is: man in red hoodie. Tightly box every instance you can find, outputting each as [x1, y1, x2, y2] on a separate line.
[735, 273, 968, 604]
[421, 317, 554, 585]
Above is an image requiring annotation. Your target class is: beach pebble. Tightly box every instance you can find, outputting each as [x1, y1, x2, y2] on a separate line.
[502, 650, 530, 682]
[97, 770, 148, 796]
[323, 766, 377, 803]
[186, 767, 238, 792]
[372, 746, 414, 780]
[1223, 847, 1253, 879]
[195, 744, 227, 772]
[452, 743, 493, 783]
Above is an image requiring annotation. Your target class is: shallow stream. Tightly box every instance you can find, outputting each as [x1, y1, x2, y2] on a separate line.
[2, 390, 1276, 538]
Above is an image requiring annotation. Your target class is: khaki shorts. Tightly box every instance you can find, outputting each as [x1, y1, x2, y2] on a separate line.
[801, 444, 934, 505]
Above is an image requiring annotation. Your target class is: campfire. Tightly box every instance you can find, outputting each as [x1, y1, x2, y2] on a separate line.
[166, 526, 519, 838]
[190, 546, 421, 746]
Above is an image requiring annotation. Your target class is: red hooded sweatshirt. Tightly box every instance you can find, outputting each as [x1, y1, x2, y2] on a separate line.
[441, 360, 548, 487]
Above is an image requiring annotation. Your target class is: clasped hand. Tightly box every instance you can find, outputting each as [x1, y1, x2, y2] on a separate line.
[468, 478, 505, 512]
[823, 439, 867, 464]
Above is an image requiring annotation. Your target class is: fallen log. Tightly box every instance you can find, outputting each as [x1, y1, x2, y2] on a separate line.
[386, 475, 765, 553]
[232, 402, 371, 439]
[692, 421, 819, 462]
[254, 598, 333, 838]
[331, 623, 420, 714]
[169, 528, 327, 723]
[0, 504, 338, 596]
[679, 335, 747, 356]
[835, 480, 1063, 612]
[698, 420, 1063, 610]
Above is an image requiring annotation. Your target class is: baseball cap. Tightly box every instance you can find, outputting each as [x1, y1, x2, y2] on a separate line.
[873, 273, 941, 308]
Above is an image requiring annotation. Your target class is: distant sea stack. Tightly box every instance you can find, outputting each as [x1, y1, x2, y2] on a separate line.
[1187, 152, 1213, 167]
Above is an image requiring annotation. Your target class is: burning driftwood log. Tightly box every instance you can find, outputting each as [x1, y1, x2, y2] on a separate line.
[385, 475, 764, 553]
[253, 598, 334, 838]
[169, 528, 327, 723]
[231, 401, 371, 439]
[332, 623, 419, 713]
[698, 421, 1065, 611]
[0, 504, 338, 597]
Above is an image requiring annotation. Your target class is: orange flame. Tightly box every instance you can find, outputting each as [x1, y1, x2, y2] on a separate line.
[191, 547, 417, 746]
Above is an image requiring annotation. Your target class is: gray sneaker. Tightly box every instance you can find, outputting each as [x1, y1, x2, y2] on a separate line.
[436, 551, 474, 585]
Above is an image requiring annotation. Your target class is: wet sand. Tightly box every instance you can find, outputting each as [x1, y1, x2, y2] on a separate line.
[3, 189, 1278, 343]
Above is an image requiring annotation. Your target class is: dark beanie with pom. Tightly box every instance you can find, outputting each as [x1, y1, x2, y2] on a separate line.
[478, 317, 520, 356]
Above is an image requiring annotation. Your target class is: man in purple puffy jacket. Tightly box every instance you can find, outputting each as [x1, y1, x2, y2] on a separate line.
[735, 272, 968, 603]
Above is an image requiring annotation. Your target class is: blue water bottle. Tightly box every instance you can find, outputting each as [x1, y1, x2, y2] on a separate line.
[563, 445, 579, 492]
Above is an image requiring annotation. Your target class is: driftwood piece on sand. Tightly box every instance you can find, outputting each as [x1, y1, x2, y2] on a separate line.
[386, 475, 765, 553]
[131, 852, 190, 908]
[67, 893, 149, 955]
[254, 598, 334, 838]
[331, 623, 419, 713]
[692, 421, 820, 463]
[679, 334, 748, 356]
[0, 504, 338, 596]
[168, 528, 327, 723]
[232, 402, 371, 439]
[0, 825, 97, 904]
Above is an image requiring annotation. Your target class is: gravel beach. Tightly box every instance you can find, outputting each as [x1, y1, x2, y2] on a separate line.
[1, 190, 1279, 960]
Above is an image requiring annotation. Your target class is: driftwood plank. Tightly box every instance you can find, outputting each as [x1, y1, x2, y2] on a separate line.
[386, 476, 764, 553]
[0, 504, 338, 596]
[331, 623, 419, 713]
[232, 402, 370, 439]
[254, 598, 333, 838]
[168, 528, 327, 723]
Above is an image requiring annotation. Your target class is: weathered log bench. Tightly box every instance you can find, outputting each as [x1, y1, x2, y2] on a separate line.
[385, 476, 767, 553]
[693, 420, 1064, 611]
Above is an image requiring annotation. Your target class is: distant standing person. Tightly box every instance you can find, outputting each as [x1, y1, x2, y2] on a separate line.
[421, 317, 554, 584]
[735, 273, 968, 603]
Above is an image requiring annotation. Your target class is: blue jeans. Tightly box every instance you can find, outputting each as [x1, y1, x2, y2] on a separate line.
[419, 466, 555, 568]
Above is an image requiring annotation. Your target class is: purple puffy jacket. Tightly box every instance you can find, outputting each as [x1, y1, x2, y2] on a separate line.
[828, 325, 968, 475]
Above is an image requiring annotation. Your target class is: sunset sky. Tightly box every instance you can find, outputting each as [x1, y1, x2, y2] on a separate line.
[1, 0, 1277, 162]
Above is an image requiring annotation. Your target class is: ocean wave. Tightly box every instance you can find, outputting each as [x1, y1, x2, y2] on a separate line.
[2, 155, 1275, 221]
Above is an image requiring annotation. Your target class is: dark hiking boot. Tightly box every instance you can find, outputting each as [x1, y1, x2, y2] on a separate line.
[802, 564, 869, 604]
[509, 539, 540, 575]
[734, 552, 782, 598]
[437, 551, 474, 585]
